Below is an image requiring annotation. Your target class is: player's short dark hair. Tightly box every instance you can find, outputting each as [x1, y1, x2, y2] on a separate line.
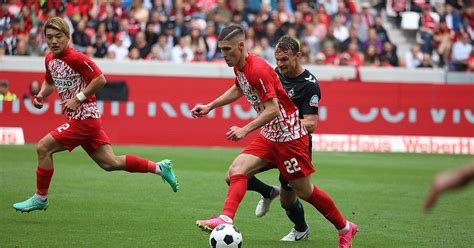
[218, 24, 245, 41]
[276, 35, 300, 54]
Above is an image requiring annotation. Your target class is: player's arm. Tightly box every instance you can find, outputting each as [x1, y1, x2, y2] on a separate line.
[226, 98, 279, 141]
[192, 84, 243, 118]
[33, 80, 55, 109]
[424, 162, 474, 212]
[302, 114, 318, 133]
[62, 74, 106, 113]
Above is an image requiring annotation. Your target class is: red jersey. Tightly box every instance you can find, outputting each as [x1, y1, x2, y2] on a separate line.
[234, 54, 307, 142]
[44, 47, 102, 121]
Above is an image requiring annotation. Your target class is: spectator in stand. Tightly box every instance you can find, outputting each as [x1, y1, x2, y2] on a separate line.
[418, 53, 434, 68]
[347, 13, 369, 43]
[188, 27, 207, 54]
[172, 13, 188, 39]
[204, 22, 218, 60]
[463, 6, 474, 41]
[360, 2, 375, 28]
[130, 0, 149, 25]
[433, 18, 454, 67]
[207, 0, 231, 24]
[15, 39, 28, 55]
[392, 0, 408, 28]
[333, 1, 350, 25]
[23, 79, 40, 100]
[65, 0, 88, 26]
[310, 13, 328, 41]
[171, 35, 194, 63]
[147, 10, 164, 35]
[264, 22, 280, 47]
[19, 5, 35, 36]
[191, 48, 207, 62]
[364, 44, 380, 67]
[404, 43, 424, 68]
[333, 15, 349, 42]
[380, 41, 399, 67]
[145, 22, 159, 45]
[95, 22, 113, 45]
[93, 35, 108, 58]
[72, 19, 90, 53]
[450, 32, 473, 71]
[363, 27, 383, 54]
[467, 50, 474, 72]
[108, 33, 129, 61]
[164, 22, 178, 49]
[0, 80, 17, 101]
[315, 52, 327, 65]
[129, 31, 151, 59]
[1, 24, 16, 55]
[300, 42, 313, 64]
[342, 26, 363, 52]
[442, 3, 462, 32]
[260, 37, 276, 65]
[374, 15, 390, 43]
[321, 0, 339, 16]
[300, 23, 319, 57]
[84, 45, 94, 58]
[322, 41, 339, 65]
[152, 34, 172, 61]
[321, 24, 343, 52]
[128, 47, 142, 60]
[99, 4, 120, 34]
[418, 3, 438, 53]
[342, 41, 364, 67]
[118, 18, 133, 48]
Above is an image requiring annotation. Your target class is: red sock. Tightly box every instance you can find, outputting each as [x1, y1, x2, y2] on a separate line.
[125, 155, 156, 173]
[36, 166, 54, 196]
[306, 185, 346, 230]
[221, 174, 248, 219]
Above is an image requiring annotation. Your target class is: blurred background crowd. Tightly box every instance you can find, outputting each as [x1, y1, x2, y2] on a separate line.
[0, 0, 473, 71]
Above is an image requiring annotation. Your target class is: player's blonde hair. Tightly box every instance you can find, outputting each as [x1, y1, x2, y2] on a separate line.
[44, 17, 70, 37]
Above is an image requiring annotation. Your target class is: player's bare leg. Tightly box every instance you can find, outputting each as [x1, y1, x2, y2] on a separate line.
[13, 134, 66, 212]
[289, 176, 357, 248]
[280, 186, 310, 241]
[89, 144, 178, 192]
[196, 154, 267, 232]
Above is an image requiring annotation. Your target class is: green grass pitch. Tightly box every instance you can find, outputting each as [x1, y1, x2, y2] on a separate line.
[1, 145, 473, 247]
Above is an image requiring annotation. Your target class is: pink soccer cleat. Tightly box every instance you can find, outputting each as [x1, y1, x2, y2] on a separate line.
[338, 221, 358, 248]
[196, 215, 232, 233]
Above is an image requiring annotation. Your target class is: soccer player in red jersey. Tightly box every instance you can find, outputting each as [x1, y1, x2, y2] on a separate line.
[192, 24, 357, 247]
[12, 17, 178, 213]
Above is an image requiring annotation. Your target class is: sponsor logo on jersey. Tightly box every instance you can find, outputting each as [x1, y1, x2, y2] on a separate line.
[53, 78, 74, 88]
[310, 95, 319, 107]
[305, 75, 316, 83]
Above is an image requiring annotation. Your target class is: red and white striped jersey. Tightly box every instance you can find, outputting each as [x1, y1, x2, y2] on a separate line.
[44, 48, 102, 120]
[234, 54, 307, 142]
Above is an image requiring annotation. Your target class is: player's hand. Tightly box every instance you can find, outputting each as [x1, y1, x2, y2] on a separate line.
[33, 94, 44, 109]
[191, 104, 211, 118]
[226, 126, 247, 141]
[423, 170, 458, 212]
[62, 97, 82, 114]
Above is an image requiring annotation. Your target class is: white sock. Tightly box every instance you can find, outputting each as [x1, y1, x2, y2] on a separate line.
[219, 215, 233, 224]
[338, 221, 350, 234]
[34, 193, 47, 203]
[155, 162, 162, 174]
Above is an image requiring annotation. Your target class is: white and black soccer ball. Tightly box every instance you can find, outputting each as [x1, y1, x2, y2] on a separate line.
[209, 224, 243, 248]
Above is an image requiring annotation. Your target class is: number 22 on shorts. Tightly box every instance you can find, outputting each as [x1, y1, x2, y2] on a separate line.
[285, 158, 301, 174]
[56, 123, 70, 133]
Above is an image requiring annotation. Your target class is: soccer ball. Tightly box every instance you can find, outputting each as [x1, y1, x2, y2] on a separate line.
[209, 224, 243, 248]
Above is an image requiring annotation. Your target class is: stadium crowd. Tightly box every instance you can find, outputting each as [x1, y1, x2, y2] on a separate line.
[0, 0, 473, 71]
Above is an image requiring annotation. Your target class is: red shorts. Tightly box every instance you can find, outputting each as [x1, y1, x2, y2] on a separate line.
[242, 133, 315, 181]
[50, 118, 111, 155]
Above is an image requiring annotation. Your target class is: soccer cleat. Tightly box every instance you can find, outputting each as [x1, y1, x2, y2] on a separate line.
[196, 215, 231, 233]
[13, 196, 49, 213]
[280, 225, 310, 241]
[157, 159, 179, 192]
[255, 186, 280, 217]
[338, 222, 358, 248]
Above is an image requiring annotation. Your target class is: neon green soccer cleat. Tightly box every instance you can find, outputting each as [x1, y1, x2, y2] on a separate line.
[13, 196, 49, 213]
[157, 159, 179, 192]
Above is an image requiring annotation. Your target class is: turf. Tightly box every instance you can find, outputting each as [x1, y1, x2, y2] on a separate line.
[1, 145, 473, 247]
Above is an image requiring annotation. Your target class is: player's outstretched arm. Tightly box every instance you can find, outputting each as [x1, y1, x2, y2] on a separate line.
[191, 84, 243, 118]
[33, 80, 55, 109]
[424, 162, 474, 212]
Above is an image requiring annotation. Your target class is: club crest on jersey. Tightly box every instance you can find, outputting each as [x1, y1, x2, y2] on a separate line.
[305, 75, 316, 83]
[53, 78, 74, 88]
[288, 88, 295, 98]
[310, 95, 319, 107]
